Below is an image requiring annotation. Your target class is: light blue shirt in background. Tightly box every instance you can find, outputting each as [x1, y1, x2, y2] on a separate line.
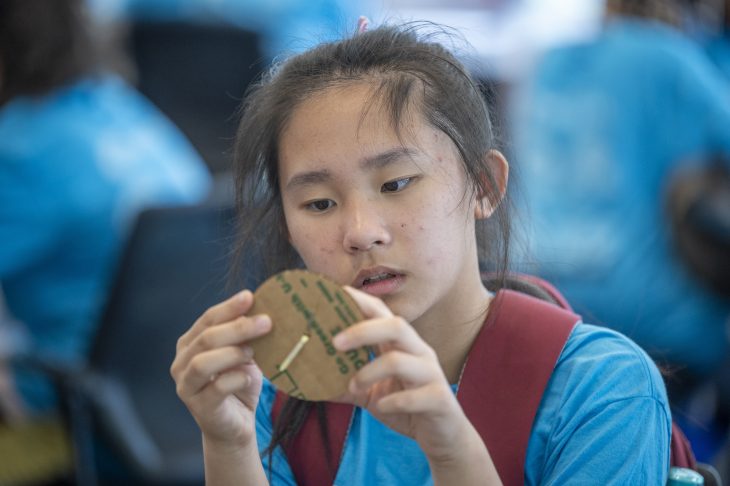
[0, 75, 211, 411]
[510, 17, 730, 376]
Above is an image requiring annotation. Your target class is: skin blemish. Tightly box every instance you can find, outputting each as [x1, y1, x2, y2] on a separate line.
[401, 223, 407, 228]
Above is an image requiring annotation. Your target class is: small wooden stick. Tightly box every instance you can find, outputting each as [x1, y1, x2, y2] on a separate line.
[278, 334, 310, 372]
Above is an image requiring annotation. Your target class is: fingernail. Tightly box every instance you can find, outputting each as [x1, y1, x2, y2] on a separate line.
[254, 315, 271, 330]
[333, 333, 347, 349]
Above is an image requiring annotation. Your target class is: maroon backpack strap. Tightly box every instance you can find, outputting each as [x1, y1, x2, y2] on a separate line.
[670, 422, 698, 470]
[271, 391, 353, 486]
[458, 289, 579, 486]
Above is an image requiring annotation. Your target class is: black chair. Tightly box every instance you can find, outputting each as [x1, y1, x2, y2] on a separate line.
[35, 201, 266, 485]
[697, 462, 724, 486]
[127, 21, 266, 174]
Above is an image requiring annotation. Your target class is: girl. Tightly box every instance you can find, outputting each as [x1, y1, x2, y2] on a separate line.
[171, 22, 671, 485]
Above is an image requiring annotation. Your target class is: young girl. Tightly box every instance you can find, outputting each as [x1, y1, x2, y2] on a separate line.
[171, 22, 671, 485]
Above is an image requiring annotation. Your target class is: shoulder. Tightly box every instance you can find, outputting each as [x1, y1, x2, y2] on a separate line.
[525, 323, 672, 483]
[0, 76, 125, 157]
[0, 74, 210, 198]
[555, 322, 667, 402]
[604, 18, 697, 53]
[541, 19, 709, 76]
[606, 19, 719, 81]
[0, 74, 183, 148]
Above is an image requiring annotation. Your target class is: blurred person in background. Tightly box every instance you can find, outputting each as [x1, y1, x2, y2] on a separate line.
[509, 0, 730, 462]
[0, 0, 210, 480]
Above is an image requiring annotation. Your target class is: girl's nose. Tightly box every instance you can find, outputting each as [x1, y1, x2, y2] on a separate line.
[342, 202, 391, 253]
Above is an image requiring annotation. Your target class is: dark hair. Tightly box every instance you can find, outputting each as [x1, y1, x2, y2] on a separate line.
[231, 22, 513, 469]
[0, 0, 96, 106]
[605, 0, 683, 26]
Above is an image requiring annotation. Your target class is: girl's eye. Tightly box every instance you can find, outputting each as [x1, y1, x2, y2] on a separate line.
[305, 199, 335, 212]
[381, 177, 414, 193]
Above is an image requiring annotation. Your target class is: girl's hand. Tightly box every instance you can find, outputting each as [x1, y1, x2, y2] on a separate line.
[332, 287, 475, 463]
[170, 290, 272, 449]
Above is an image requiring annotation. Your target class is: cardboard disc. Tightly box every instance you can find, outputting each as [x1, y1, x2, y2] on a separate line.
[248, 269, 369, 401]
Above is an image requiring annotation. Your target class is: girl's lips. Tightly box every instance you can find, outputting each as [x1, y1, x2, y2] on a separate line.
[353, 266, 404, 288]
[359, 273, 405, 297]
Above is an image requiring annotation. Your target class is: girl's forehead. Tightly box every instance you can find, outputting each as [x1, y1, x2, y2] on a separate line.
[280, 82, 424, 152]
[276, 81, 466, 188]
[277, 88, 463, 188]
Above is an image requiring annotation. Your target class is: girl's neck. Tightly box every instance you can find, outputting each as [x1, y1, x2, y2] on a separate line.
[412, 271, 493, 384]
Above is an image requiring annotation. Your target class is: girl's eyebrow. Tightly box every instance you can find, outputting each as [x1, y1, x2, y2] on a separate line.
[285, 147, 418, 190]
[286, 169, 331, 190]
[360, 147, 417, 170]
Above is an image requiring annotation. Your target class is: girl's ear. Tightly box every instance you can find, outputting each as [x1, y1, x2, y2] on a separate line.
[475, 150, 509, 220]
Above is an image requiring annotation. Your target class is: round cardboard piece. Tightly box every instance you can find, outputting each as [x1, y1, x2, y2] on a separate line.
[248, 269, 368, 401]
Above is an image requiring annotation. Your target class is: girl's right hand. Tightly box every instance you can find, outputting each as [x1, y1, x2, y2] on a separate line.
[170, 290, 272, 449]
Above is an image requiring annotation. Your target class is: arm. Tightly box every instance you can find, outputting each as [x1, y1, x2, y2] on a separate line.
[203, 437, 268, 486]
[427, 421, 501, 486]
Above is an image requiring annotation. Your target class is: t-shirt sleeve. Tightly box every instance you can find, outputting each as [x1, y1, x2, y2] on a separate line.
[525, 323, 672, 484]
[255, 379, 298, 485]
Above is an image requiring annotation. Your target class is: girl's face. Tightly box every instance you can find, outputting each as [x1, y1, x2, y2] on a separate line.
[278, 83, 488, 327]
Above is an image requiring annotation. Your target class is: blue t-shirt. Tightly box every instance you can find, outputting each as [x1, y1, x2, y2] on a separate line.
[510, 17, 730, 375]
[0, 74, 211, 411]
[256, 323, 671, 484]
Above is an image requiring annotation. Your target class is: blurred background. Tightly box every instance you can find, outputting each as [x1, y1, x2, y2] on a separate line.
[1, 0, 728, 484]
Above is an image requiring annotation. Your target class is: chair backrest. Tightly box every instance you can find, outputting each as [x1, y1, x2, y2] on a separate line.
[86, 201, 265, 482]
[127, 21, 265, 173]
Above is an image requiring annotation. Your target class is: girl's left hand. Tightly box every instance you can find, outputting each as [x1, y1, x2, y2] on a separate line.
[332, 286, 474, 462]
